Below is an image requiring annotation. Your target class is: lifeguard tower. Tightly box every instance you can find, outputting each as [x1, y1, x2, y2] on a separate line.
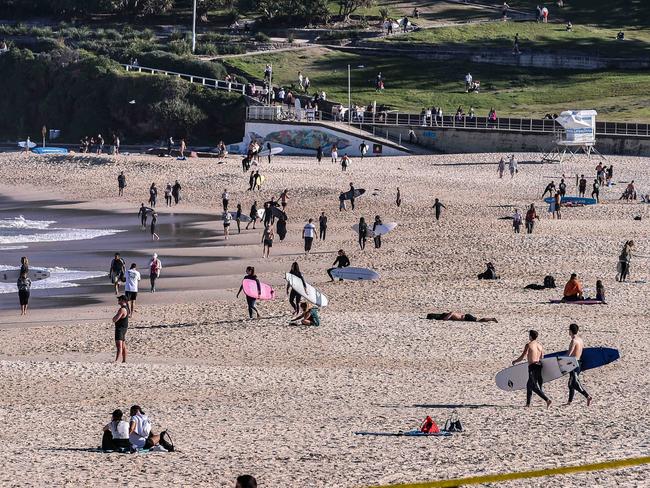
[542, 110, 605, 163]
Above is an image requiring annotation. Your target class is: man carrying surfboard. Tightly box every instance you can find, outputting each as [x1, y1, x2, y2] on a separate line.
[327, 250, 350, 281]
[566, 324, 593, 406]
[512, 330, 552, 408]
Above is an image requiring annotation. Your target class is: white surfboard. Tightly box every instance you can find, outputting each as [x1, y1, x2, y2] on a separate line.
[257, 147, 283, 157]
[228, 212, 251, 222]
[352, 222, 398, 237]
[0, 268, 51, 283]
[18, 140, 37, 149]
[285, 273, 329, 307]
[330, 267, 380, 281]
[495, 356, 578, 391]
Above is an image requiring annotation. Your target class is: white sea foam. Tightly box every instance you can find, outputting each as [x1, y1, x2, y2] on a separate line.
[0, 216, 123, 244]
[0, 265, 106, 294]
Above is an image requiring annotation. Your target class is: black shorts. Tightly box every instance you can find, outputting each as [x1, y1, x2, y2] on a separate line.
[126, 291, 138, 301]
[18, 290, 30, 306]
[264, 239, 273, 247]
[115, 325, 128, 341]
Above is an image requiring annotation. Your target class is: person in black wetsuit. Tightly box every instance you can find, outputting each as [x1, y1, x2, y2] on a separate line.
[316, 145, 323, 163]
[235, 204, 243, 234]
[578, 175, 587, 197]
[172, 180, 182, 204]
[327, 249, 350, 281]
[349, 182, 356, 210]
[109, 253, 126, 295]
[248, 171, 255, 191]
[541, 181, 555, 198]
[276, 214, 287, 241]
[512, 329, 552, 408]
[112, 295, 129, 363]
[286, 262, 307, 314]
[138, 203, 148, 228]
[357, 217, 368, 250]
[118, 171, 126, 196]
[236, 266, 261, 319]
[262, 203, 273, 228]
[246, 201, 258, 230]
[149, 183, 158, 208]
[319, 211, 327, 240]
[372, 215, 383, 248]
[433, 198, 446, 221]
[558, 178, 567, 197]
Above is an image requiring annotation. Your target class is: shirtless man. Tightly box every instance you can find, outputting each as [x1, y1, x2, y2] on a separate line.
[512, 330, 552, 408]
[566, 323, 593, 406]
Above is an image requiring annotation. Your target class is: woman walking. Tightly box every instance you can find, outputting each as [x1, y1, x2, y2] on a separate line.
[164, 183, 173, 206]
[286, 262, 306, 314]
[235, 204, 242, 234]
[262, 225, 274, 258]
[17, 271, 31, 315]
[525, 204, 539, 234]
[372, 215, 383, 249]
[148, 183, 158, 208]
[236, 266, 261, 319]
[617, 240, 634, 282]
[149, 253, 162, 292]
[150, 211, 159, 240]
[358, 217, 368, 250]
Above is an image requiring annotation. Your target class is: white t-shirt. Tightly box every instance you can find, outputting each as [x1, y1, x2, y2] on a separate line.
[125, 269, 141, 292]
[222, 192, 229, 200]
[303, 223, 316, 239]
[106, 420, 129, 440]
[129, 413, 151, 449]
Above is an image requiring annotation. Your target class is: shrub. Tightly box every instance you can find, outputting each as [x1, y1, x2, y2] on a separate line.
[254, 32, 271, 43]
[136, 50, 227, 79]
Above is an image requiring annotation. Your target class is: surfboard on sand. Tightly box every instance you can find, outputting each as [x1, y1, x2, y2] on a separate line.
[0, 268, 50, 283]
[330, 267, 380, 281]
[18, 141, 37, 149]
[354, 430, 451, 437]
[340, 189, 366, 201]
[257, 147, 283, 157]
[495, 356, 578, 391]
[549, 299, 604, 305]
[545, 347, 620, 372]
[543, 196, 597, 206]
[352, 222, 397, 237]
[242, 278, 275, 300]
[32, 147, 68, 155]
[285, 273, 329, 307]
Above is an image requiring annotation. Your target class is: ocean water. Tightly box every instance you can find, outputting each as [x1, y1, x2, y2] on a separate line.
[0, 265, 106, 294]
[0, 216, 124, 245]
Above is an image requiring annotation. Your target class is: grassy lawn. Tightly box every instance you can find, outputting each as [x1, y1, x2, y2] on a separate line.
[370, 21, 650, 57]
[225, 48, 650, 121]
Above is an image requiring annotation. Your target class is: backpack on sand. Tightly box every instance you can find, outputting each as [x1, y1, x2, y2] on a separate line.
[543, 275, 556, 288]
[420, 416, 440, 434]
[159, 430, 175, 452]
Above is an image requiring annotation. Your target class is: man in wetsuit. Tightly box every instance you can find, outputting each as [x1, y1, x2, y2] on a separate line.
[327, 249, 350, 281]
[578, 175, 587, 197]
[566, 323, 593, 406]
[118, 171, 126, 196]
[558, 178, 567, 197]
[541, 181, 555, 198]
[349, 182, 356, 210]
[138, 203, 148, 228]
[512, 329, 552, 408]
[433, 198, 446, 221]
[319, 212, 327, 240]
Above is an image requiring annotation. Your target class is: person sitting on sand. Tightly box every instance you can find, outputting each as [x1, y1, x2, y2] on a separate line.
[102, 409, 131, 451]
[426, 312, 497, 323]
[478, 262, 499, 280]
[562, 273, 584, 301]
[596, 280, 606, 303]
[290, 301, 320, 326]
[128, 405, 173, 451]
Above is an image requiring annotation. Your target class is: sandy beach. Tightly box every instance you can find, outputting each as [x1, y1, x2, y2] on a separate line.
[0, 150, 649, 487]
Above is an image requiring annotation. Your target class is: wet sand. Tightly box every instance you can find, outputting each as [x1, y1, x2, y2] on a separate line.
[0, 151, 649, 487]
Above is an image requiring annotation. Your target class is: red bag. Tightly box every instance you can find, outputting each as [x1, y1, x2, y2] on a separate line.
[420, 416, 440, 434]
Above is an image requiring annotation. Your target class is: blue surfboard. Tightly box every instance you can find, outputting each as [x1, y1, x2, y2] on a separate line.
[545, 347, 619, 371]
[543, 196, 597, 205]
[32, 147, 68, 155]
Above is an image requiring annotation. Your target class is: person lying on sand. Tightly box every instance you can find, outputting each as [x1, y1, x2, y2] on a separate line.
[426, 312, 497, 323]
[289, 302, 320, 326]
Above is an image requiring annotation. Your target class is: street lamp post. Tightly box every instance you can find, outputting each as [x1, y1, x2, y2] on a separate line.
[348, 64, 351, 126]
[192, 0, 197, 53]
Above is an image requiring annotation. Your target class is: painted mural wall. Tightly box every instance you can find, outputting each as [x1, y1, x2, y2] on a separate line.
[229, 122, 408, 157]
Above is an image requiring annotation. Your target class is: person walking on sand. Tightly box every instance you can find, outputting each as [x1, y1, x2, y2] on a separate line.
[262, 225, 274, 258]
[17, 271, 31, 316]
[235, 203, 243, 234]
[349, 182, 356, 210]
[359, 141, 368, 160]
[118, 171, 126, 196]
[357, 217, 368, 250]
[578, 175, 587, 198]
[433, 198, 446, 221]
[331, 145, 338, 164]
[512, 329, 552, 409]
[109, 253, 126, 295]
[525, 204, 539, 234]
[164, 183, 172, 207]
[149, 253, 162, 292]
[236, 266, 261, 319]
[373, 215, 383, 249]
[125, 263, 140, 317]
[248, 171, 255, 191]
[509, 154, 518, 178]
[246, 201, 258, 230]
[591, 178, 600, 202]
[396, 187, 402, 207]
[113, 295, 129, 362]
[150, 211, 159, 240]
[552, 192, 561, 220]
[316, 145, 323, 163]
[319, 211, 327, 240]
[222, 189, 229, 212]
[138, 203, 149, 229]
[303, 218, 316, 254]
[223, 210, 232, 240]
[498, 157, 505, 178]
[287, 261, 306, 314]
[327, 249, 350, 281]
[279, 189, 289, 211]
[566, 323, 593, 406]
[341, 154, 350, 172]
[148, 183, 158, 208]
[172, 180, 182, 205]
[617, 240, 634, 282]
[179, 138, 186, 160]
[513, 208, 522, 233]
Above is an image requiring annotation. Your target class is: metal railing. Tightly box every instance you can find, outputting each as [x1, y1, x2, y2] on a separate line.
[246, 106, 650, 138]
[122, 64, 246, 94]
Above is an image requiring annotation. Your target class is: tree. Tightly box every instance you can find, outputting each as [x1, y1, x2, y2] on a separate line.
[256, 0, 328, 24]
[338, 0, 373, 20]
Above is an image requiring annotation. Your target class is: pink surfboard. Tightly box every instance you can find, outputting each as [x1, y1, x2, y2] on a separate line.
[242, 278, 275, 300]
